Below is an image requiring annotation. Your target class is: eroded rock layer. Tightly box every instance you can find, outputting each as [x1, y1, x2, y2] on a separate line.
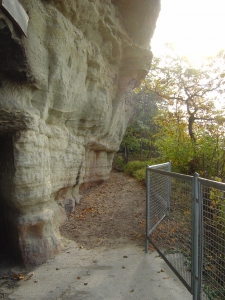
[0, 0, 160, 266]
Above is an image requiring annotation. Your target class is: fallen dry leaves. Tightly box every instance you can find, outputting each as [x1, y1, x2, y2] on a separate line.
[60, 170, 146, 249]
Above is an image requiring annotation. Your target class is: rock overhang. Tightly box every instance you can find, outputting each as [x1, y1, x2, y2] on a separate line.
[0, 0, 160, 266]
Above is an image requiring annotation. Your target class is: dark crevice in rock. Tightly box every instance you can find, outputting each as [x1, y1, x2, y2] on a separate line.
[0, 133, 22, 263]
[74, 163, 83, 187]
[0, 18, 29, 82]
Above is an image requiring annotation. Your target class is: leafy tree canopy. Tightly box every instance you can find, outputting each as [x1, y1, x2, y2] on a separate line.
[145, 47, 225, 142]
[120, 47, 225, 179]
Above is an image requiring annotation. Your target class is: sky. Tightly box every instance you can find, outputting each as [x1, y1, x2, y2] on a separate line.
[151, 0, 225, 65]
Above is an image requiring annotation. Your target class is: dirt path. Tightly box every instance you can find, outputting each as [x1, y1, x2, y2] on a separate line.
[60, 170, 147, 249]
[0, 171, 147, 300]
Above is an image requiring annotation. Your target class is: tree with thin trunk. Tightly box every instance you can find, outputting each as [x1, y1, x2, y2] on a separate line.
[145, 48, 225, 143]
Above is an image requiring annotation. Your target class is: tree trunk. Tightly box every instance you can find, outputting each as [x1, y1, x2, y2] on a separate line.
[124, 143, 129, 163]
[188, 113, 196, 143]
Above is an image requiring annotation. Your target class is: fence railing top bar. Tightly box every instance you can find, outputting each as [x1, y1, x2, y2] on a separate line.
[146, 162, 170, 169]
[147, 167, 193, 182]
[198, 177, 225, 190]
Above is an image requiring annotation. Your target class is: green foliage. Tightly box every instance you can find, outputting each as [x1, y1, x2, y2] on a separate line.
[123, 158, 163, 184]
[196, 125, 225, 178]
[120, 90, 160, 162]
[120, 47, 225, 179]
[114, 154, 125, 171]
[209, 177, 225, 231]
[133, 168, 146, 184]
[154, 112, 225, 177]
[146, 48, 225, 144]
[202, 177, 225, 297]
[153, 111, 196, 173]
[204, 285, 225, 300]
[123, 161, 148, 176]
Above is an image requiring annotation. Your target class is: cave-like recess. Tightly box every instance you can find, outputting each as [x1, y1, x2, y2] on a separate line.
[0, 134, 21, 262]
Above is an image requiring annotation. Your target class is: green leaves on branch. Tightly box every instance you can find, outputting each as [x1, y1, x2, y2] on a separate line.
[121, 48, 225, 179]
[146, 50, 225, 143]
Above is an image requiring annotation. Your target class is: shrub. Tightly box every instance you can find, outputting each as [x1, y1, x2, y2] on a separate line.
[114, 155, 125, 171]
[123, 161, 147, 176]
[123, 158, 163, 182]
[133, 167, 146, 184]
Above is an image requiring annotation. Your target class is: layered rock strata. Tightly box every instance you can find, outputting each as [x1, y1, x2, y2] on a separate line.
[0, 0, 160, 266]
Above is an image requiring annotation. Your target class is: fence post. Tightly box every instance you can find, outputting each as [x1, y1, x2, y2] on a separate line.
[198, 180, 203, 300]
[145, 165, 150, 253]
[167, 161, 171, 208]
[192, 173, 199, 300]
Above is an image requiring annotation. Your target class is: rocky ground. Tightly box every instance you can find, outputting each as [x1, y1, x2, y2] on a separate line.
[60, 170, 147, 249]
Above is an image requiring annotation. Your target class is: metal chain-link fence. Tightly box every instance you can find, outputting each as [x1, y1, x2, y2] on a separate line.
[147, 162, 171, 236]
[199, 178, 225, 300]
[146, 163, 225, 300]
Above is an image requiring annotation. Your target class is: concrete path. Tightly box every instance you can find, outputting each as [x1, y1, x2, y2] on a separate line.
[9, 240, 192, 300]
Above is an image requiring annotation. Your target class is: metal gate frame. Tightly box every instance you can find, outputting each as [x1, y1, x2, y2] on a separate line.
[146, 163, 225, 300]
[145, 162, 171, 253]
[146, 163, 199, 300]
[198, 178, 225, 300]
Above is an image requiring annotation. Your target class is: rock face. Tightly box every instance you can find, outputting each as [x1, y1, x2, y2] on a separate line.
[0, 0, 160, 266]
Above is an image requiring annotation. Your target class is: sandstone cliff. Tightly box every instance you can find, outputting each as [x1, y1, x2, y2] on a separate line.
[0, 0, 160, 266]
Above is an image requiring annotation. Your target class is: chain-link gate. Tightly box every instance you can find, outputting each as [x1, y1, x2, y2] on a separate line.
[198, 178, 225, 300]
[146, 163, 197, 296]
[146, 163, 225, 300]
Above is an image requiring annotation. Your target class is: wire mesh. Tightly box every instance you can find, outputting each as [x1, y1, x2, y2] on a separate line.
[148, 165, 170, 234]
[166, 177, 193, 288]
[147, 167, 193, 292]
[199, 179, 225, 300]
[146, 163, 225, 299]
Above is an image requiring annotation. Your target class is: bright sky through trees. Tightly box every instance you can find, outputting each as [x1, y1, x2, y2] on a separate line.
[151, 0, 225, 65]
